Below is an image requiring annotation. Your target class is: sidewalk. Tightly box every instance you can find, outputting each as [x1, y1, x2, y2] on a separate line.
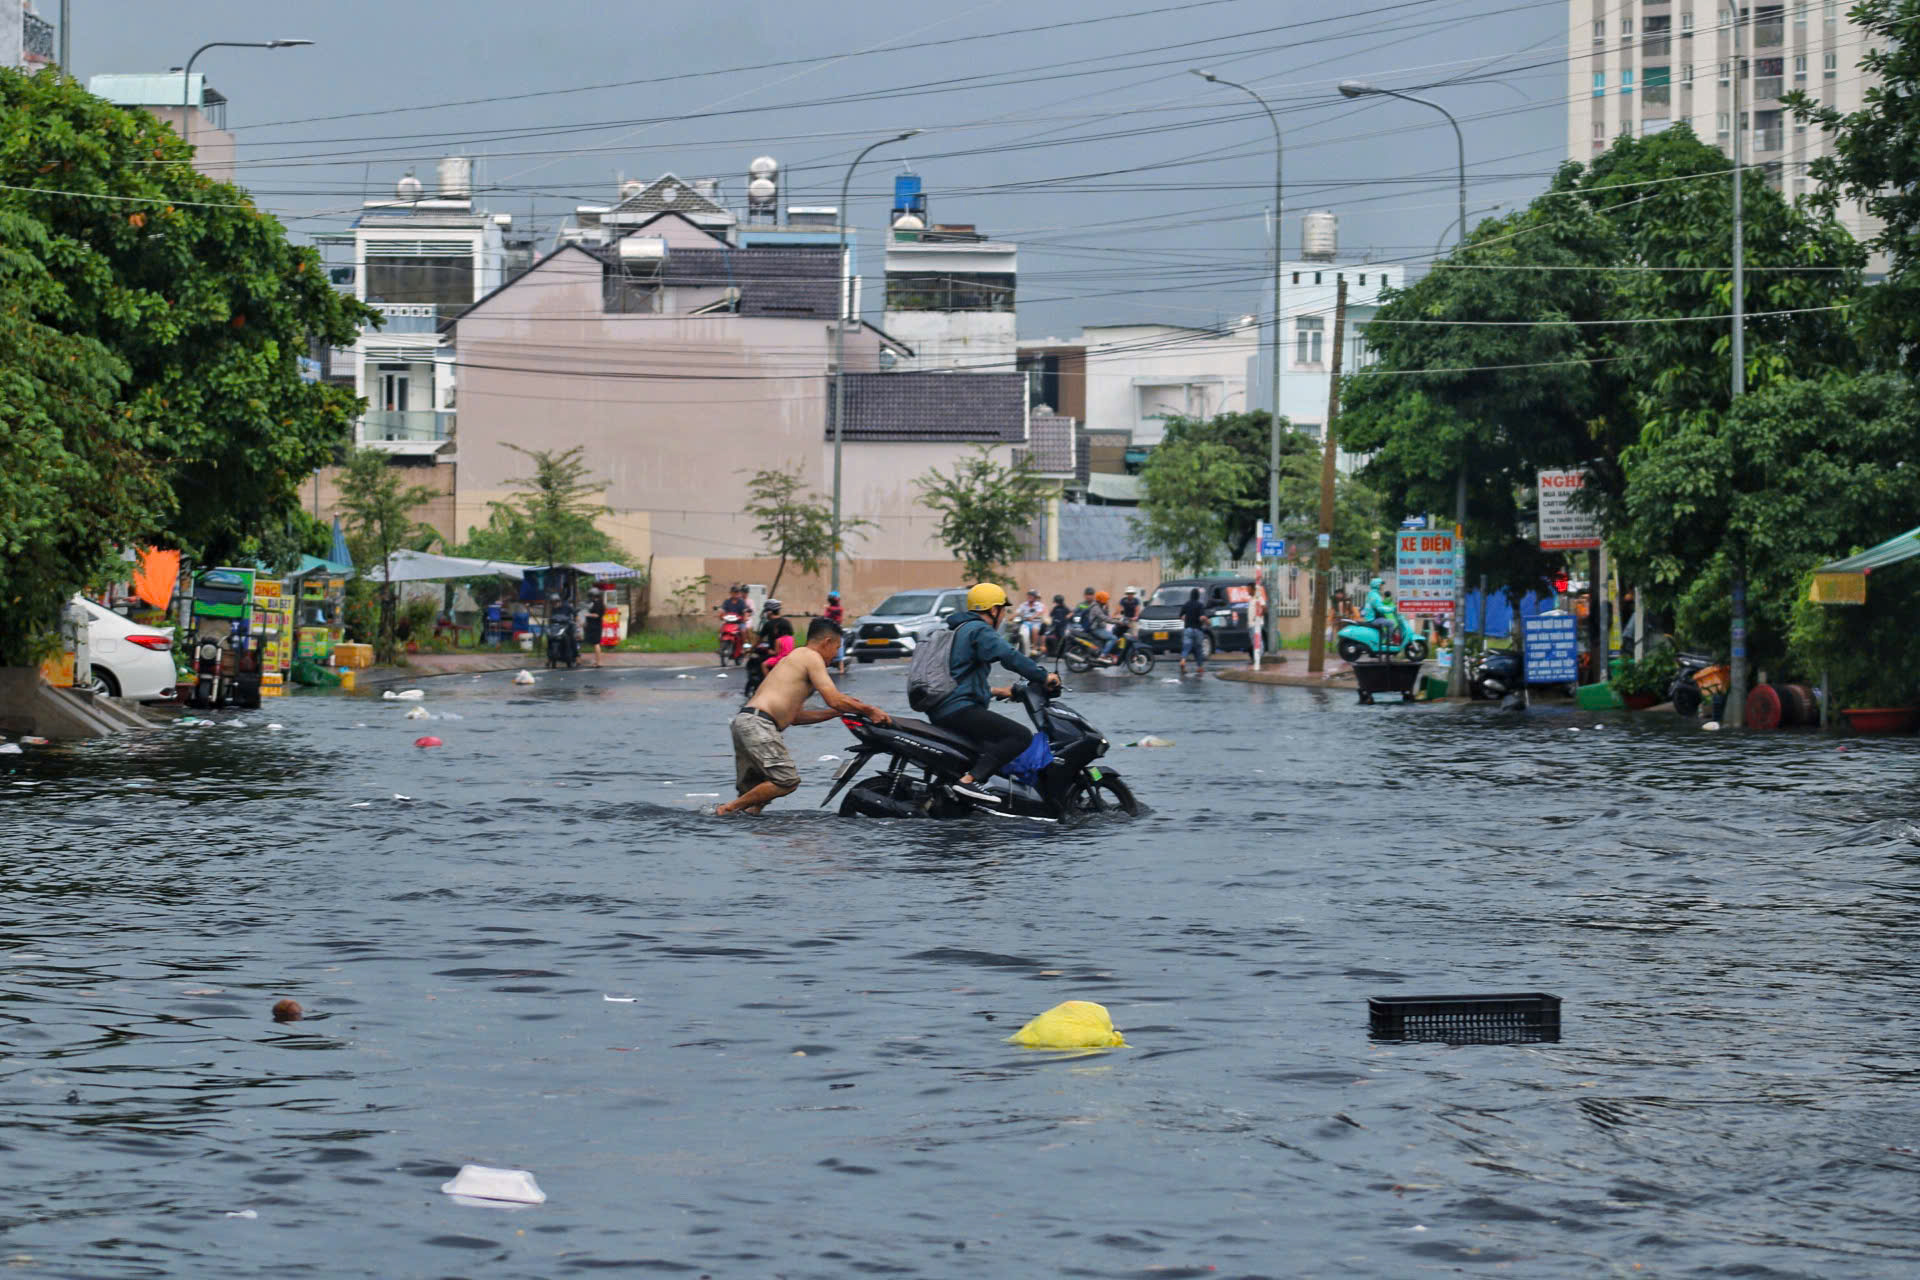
[356, 650, 709, 687]
[1214, 654, 1360, 689]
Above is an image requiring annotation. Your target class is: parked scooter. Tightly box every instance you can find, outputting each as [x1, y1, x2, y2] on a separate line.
[1059, 623, 1156, 675]
[825, 681, 1137, 821]
[546, 597, 579, 669]
[1668, 652, 1722, 717]
[1336, 600, 1429, 664]
[187, 618, 261, 710]
[1468, 647, 1523, 701]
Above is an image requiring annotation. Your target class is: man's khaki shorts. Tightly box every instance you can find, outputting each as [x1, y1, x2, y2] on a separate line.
[730, 709, 801, 792]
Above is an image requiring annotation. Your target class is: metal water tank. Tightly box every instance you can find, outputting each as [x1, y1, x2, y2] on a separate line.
[1301, 210, 1338, 262]
[437, 155, 472, 199]
[747, 176, 777, 206]
[395, 172, 423, 201]
[619, 178, 645, 202]
[749, 155, 779, 179]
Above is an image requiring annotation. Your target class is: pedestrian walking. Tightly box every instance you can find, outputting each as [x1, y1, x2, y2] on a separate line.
[1178, 588, 1208, 676]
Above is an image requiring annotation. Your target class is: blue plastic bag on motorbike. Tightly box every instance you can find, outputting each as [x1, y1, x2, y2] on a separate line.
[1001, 732, 1055, 786]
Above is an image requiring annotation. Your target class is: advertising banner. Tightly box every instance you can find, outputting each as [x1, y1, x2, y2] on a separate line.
[1395, 530, 1457, 617]
[1538, 468, 1603, 550]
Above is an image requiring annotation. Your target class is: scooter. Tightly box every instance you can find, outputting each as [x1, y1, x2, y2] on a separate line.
[1668, 652, 1723, 718]
[187, 618, 261, 710]
[546, 600, 579, 669]
[1336, 606, 1429, 664]
[717, 613, 747, 666]
[1468, 647, 1523, 700]
[741, 636, 774, 698]
[1059, 623, 1156, 675]
[824, 681, 1138, 822]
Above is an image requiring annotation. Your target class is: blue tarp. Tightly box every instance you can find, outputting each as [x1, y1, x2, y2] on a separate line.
[1460, 589, 1556, 637]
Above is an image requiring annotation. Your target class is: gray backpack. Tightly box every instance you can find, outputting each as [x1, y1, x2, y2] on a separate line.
[906, 619, 983, 713]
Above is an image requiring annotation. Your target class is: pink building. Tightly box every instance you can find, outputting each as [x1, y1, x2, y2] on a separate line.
[447, 209, 1030, 600]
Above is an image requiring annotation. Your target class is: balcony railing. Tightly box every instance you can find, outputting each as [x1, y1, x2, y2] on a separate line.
[1755, 127, 1784, 152]
[1754, 23, 1785, 47]
[1644, 84, 1673, 107]
[374, 303, 440, 334]
[1754, 76, 1784, 100]
[22, 11, 54, 59]
[1642, 36, 1672, 56]
[363, 409, 451, 442]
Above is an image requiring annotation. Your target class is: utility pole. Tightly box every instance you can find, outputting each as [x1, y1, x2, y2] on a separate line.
[1726, 6, 1750, 727]
[1307, 276, 1346, 674]
[58, 0, 70, 73]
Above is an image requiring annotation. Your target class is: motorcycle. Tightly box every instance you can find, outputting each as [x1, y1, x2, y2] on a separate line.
[1059, 623, 1156, 675]
[1335, 607, 1429, 664]
[741, 636, 775, 698]
[824, 681, 1138, 822]
[1468, 646, 1523, 701]
[717, 613, 747, 666]
[546, 601, 579, 669]
[187, 618, 261, 710]
[1668, 652, 1724, 718]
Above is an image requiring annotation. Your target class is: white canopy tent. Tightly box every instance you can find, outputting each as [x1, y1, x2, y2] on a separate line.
[365, 550, 533, 583]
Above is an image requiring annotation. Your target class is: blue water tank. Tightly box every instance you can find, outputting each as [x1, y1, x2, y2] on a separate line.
[892, 174, 925, 219]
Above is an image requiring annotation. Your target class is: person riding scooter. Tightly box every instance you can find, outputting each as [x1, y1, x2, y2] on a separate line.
[930, 584, 1061, 805]
[1362, 577, 1397, 649]
[1081, 590, 1119, 659]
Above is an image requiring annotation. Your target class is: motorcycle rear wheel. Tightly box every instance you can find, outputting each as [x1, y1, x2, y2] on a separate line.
[717, 644, 729, 666]
[1337, 637, 1368, 664]
[1403, 638, 1429, 661]
[1125, 647, 1155, 676]
[1067, 773, 1138, 817]
[1672, 683, 1703, 717]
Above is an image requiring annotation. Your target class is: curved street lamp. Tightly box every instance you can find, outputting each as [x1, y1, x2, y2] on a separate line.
[830, 129, 921, 594]
[180, 40, 314, 147]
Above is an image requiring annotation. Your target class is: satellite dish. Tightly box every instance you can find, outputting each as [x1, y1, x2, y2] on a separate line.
[395, 172, 423, 201]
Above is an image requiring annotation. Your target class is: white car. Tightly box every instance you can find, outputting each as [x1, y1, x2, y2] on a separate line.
[74, 596, 177, 700]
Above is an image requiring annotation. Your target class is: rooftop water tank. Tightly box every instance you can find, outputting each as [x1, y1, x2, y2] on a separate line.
[437, 156, 472, 200]
[619, 178, 644, 202]
[747, 176, 777, 206]
[1301, 210, 1337, 262]
[395, 172, 423, 201]
[749, 155, 779, 179]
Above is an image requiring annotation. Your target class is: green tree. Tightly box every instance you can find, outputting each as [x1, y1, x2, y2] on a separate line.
[1788, 560, 1920, 709]
[1276, 458, 1393, 576]
[1134, 440, 1257, 575]
[1617, 373, 1920, 671]
[1154, 410, 1303, 556]
[479, 444, 621, 568]
[0, 68, 372, 568]
[336, 449, 440, 663]
[0, 212, 169, 665]
[915, 447, 1051, 584]
[741, 463, 872, 598]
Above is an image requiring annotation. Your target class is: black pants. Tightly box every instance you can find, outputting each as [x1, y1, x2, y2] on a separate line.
[934, 704, 1033, 782]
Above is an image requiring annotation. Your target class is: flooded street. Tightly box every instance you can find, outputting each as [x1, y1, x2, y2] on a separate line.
[5, 665, 1919, 1278]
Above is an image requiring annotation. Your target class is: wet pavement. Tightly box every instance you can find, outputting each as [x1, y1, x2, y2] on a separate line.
[4, 661, 1918, 1277]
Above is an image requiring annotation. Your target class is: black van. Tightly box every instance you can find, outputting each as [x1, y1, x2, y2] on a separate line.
[1136, 576, 1261, 656]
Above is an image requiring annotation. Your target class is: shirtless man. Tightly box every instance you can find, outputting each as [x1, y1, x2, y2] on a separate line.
[715, 617, 890, 816]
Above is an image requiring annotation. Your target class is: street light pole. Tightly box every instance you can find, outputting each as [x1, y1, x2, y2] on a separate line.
[830, 129, 920, 597]
[1194, 69, 1283, 656]
[1726, 9, 1750, 727]
[1339, 79, 1469, 695]
[180, 39, 313, 151]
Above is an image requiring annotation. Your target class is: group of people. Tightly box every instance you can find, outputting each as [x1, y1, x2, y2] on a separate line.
[714, 583, 1058, 817]
[717, 584, 849, 674]
[1006, 585, 1144, 662]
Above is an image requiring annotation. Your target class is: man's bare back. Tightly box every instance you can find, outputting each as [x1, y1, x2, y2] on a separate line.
[743, 644, 839, 729]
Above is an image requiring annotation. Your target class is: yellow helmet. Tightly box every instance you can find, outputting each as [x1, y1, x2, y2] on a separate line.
[966, 583, 1009, 611]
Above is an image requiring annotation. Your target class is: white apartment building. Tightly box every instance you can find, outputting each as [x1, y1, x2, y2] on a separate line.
[313, 158, 533, 459]
[1565, 1, 1878, 243]
[3, 1, 54, 71]
[1076, 321, 1258, 448]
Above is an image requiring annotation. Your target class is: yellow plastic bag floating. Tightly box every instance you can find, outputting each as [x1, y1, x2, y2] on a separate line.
[1006, 999, 1127, 1049]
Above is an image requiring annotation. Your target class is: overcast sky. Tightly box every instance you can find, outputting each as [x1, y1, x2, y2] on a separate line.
[74, 0, 1570, 338]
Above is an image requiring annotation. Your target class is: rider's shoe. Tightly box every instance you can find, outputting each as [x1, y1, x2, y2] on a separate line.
[946, 781, 999, 806]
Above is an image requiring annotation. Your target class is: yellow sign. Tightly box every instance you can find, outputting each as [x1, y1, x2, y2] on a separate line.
[1809, 572, 1867, 605]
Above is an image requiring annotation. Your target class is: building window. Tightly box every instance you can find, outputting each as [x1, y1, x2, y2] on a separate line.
[1295, 316, 1324, 367]
[1313, 271, 1323, 284]
[1719, 60, 1731, 85]
[1622, 68, 1635, 92]
[1683, 63, 1695, 83]
[1622, 17, 1634, 35]
[1794, 53, 1807, 82]
[884, 271, 1016, 312]
[1593, 18, 1607, 41]
[1823, 51, 1837, 77]
[1718, 8, 1731, 25]
[1594, 71, 1607, 96]
[1718, 111, 1731, 135]
[1823, 0, 1836, 21]
[1682, 11, 1695, 31]
[1359, 274, 1367, 285]
[377, 368, 410, 414]
[1793, 1, 1806, 23]
[1594, 119, 1608, 139]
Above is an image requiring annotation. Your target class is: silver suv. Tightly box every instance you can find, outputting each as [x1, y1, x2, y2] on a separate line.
[849, 589, 968, 662]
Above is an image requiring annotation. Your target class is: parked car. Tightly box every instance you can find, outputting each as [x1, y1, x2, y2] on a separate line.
[1137, 576, 1262, 656]
[73, 596, 177, 700]
[849, 589, 969, 662]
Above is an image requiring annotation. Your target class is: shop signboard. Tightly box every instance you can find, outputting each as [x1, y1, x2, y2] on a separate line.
[1538, 468, 1603, 550]
[1395, 530, 1457, 617]
[1522, 612, 1579, 683]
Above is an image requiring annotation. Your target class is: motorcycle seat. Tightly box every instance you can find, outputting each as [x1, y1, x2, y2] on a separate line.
[880, 716, 982, 754]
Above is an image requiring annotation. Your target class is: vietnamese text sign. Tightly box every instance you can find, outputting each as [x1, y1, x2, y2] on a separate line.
[1395, 530, 1457, 617]
[1522, 612, 1579, 683]
[1256, 522, 1286, 559]
[1538, 468, 1602, 550]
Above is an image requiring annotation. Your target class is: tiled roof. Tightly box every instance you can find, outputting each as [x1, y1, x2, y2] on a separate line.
[1015, 413, 1077, 477]
[826, 372, 1027, 443]
[613, 175, 729, 221]
[664, 246, 840, 317]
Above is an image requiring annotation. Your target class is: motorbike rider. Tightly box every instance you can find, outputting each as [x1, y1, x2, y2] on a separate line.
[759, 599, 796, 670]
[1015, 589, 1047, 655]
[1362, 577, 1398, 650]
[1049, 594, 1072, 651]
[1081, 589, 1119, 659]
[821, 590, 847, 672]
[931, 584, 1062, 805]
[1117, 586, 1142, 626]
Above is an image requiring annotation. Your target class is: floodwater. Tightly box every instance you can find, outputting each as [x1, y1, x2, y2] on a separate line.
[4, 662, 1919, 1279]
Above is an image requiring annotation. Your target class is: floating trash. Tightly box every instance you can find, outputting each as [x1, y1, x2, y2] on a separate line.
[818, 754, 839, 762]
[602, 995, 637, 1003]
[267, 723, 284, 731]
[405, 706, 430, 720]
[0, 744, 19, 756]
[512, 671, 536, 686]
[685, 792, 720, 799]
[225, 1209, 258, 1220]
[413, 736, 443, 749]
[440, 1165, 546, 1206]
[440, 712, 463, 721]
[715, 674, 728, 679]
[392, 793, 412, 802]
[348, 801, 372, 809]
[383, 689, 425, 701]
[1132, 735, 1174, 748]
[271, 999, 303, 1023]
[1007, 1000, 1127, 1050]
[1702, 721, 1722, 731]
[225, 721, 247, 729]
[20, 735, 49, 745]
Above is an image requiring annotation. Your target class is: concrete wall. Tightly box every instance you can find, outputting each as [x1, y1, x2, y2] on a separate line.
[1080, 323, 1257, 446]
[883, 309, 1017, 373]
[308, 458, 458, 546]
[141, 105, 236, 182]
[452, 247, 1003, 567]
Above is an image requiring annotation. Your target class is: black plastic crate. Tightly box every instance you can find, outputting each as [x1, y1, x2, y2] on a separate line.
[1368, 992, 1561, 1044]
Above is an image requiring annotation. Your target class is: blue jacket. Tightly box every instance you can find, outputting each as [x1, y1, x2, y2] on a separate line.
[930, 611, 1049, 721]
